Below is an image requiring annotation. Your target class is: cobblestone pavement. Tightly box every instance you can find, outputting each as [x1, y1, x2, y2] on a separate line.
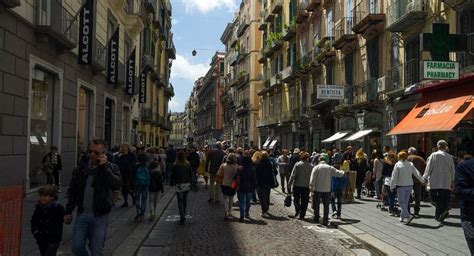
[138, 182, 372, 256]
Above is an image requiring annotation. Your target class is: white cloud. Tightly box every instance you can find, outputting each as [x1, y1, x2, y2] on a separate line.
[183, 0, 238, 14]
[169, 98, 183, 111]
[170, 54, 208, 81]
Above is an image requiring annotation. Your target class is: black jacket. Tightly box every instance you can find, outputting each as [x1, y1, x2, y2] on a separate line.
[455, 158, 474, 222]
[187, 152, 200, 170]
[256, 158, 277, 187]
[66, 162, 121, 216]
[236, 165, 257, 193]
[170, 164, 193, 186]
[31, 201, 65, 242]
[205, 149, 226, 175]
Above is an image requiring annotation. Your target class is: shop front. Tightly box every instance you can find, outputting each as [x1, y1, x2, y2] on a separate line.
[388, 80, 474, 159]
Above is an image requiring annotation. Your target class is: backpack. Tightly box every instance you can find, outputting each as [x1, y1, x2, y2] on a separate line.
[135, 165, 150, 188]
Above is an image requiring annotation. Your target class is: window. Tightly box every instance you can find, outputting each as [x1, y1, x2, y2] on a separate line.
[289, 86, 296, 111]
[104, 98, 115, 148]
[344, 53, 353, 86]
[367, 36, 379, 79]
[405, 36, 420, 85]
[301, 80, 307, 109]
[327, 7, 334, 37]
[276, 91, 282, 116]
[29, 68, 56, 188]
[269, 94, 274, 116]
[77, 87, 94, 156]
[326, 63, 334, 84]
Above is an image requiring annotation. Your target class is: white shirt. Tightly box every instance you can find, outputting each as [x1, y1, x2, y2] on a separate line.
[423, 150, 455, 190]
[309, 162, 345, 193]
[390, 160, 424, 190]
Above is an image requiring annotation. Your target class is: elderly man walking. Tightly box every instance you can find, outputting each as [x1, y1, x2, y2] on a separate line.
[423, 140, 455, 223]
[310, 156, 345, 226]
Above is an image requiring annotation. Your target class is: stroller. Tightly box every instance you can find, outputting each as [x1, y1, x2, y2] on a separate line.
[376, 184, 400, 215]
[361, 171, 376, 198]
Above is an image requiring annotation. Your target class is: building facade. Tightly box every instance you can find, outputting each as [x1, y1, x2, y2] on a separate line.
[194, 52, 225, 147]
[222, 0, 262, 148]
[0, 0, 173, 190]
[255, 0, 473, 156]
[169, 112, 186, 148]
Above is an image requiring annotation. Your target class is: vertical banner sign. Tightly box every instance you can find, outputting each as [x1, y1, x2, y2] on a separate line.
[107, 27, 119, 84]
[78, 0, 94, 64]
[139, 66, 148, 103]
[126, 48, 136, 95]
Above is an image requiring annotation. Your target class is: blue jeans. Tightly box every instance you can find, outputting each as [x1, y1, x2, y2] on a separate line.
[71, 213, 110, 256]
[397, 186, 412, 219]
[331, 189, 343, 217]
[134, 188, 148, 216]
[462, 220, 474, 255]
[237, 192, 253, 218]
[385, 185, 396, 213]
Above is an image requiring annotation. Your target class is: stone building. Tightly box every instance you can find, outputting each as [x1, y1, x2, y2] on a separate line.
[0, 0, 173, 190]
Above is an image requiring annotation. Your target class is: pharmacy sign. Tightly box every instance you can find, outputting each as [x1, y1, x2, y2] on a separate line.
[422, 61, 459, 80]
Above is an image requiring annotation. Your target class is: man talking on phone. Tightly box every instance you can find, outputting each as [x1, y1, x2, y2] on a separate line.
[64, 138, 121, 255]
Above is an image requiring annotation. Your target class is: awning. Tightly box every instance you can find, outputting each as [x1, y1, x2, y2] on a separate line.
[269, 139, 278, 149]
[321, 131, 350, 143]
[262, 137, 272, 148]
[388, 85, 474, 135]
[344, 129, 374, 141]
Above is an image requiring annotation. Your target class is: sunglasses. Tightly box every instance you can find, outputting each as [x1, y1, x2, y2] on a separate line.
[88, 150, 104, 155]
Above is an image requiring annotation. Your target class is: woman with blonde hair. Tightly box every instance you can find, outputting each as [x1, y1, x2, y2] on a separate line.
[354, 149, 368, 199]
[391, 151, 425, 224]
[216, 153, 239, 220]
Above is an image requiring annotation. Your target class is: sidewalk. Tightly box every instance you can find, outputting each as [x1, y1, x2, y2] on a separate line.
[21, 186, 175, 256]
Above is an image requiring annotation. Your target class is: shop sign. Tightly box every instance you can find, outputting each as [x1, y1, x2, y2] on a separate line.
[78, 0, 94, 65]
[422, 61, 459, 80]
[317, 85, 344, 100]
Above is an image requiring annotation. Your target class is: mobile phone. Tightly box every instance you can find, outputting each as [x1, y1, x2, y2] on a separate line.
[93, 154, 102, 166]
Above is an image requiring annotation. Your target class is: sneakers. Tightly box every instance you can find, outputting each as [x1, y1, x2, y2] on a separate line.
[406, 215, 414, 225]
[239, 217, 244, 222]
[399, 217, 405, 223]
[245, 214, 250, 219]
[439, 210, 450, 222]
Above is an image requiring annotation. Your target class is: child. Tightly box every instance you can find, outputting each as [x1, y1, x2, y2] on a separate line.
[31, 185, 65, 256]
[133, 153, 150, 221]
[148, 157, 165, 220]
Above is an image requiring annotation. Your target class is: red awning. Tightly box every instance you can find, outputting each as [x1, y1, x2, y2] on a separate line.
[387, 83, 474, 135]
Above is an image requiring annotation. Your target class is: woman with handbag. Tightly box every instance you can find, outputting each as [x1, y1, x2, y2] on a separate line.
[255, 151, 277, 217]
[216, 153, 238, 220]
[236, 156, 257, 222]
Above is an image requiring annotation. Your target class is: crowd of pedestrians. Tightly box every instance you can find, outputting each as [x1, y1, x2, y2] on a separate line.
[30, 138, 474, 255]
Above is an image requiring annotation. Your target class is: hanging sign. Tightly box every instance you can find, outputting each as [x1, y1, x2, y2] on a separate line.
[107, 27, 119, 84]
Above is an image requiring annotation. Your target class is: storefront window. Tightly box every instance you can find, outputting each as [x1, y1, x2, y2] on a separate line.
[29, 69, 55, 188]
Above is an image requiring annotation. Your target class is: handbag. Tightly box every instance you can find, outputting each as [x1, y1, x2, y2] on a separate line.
[230, 179, 239, 190]
[284, 194, 292, 207]
[271, 173, 279, 189]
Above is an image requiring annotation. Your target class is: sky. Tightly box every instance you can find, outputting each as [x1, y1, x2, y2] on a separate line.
[168, 0, 240, 112]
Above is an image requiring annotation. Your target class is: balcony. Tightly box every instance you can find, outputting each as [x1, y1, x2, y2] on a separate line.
[458, 50, 474, 73]
[237, 17, 250, 37]
[229, 51, 238, 66]
[334, 17, 357, 51]
[166, 39, 176, 59]
[300, 52, 313, 74]
[141, 108, 153, 123]
[152, 12, 163, 29]
[311, 45, 323, 68]
[236, 49, 249, 64]
[34, 0, 78, 50]
[258, 49, 267, 64]
[259, 13, 267, 31]
[236, 99, 250, 115]
[352, 79, 379, 107]
[271, 0, 283, 14]
[124, 0, 146, 37]
[296, 1, 309, 23]
[267, 32, 284, 53]
[281, 65, 295, 82]
[264, 9, 275, 22]
[384, 64, 403, 95]
[164, 84, 174, 98]
[142, 54, 154, 69]
[315, 38, 336, 64]
[91, 38, 106, 72]
[352, 0, 385, 35]
[270, 74, 282, 87]
[282, 18, 297, 41]
[387, 0, 428, 33]
[307, 0, 322, 11]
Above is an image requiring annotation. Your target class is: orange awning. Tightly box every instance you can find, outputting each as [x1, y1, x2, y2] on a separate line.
[387, 85, 474, 135]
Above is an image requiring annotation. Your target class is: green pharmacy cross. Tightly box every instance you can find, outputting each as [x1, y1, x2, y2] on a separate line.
[421, 23, 465, 61]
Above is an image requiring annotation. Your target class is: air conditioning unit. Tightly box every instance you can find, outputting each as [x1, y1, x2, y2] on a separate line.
[377, 76, 386, 93]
